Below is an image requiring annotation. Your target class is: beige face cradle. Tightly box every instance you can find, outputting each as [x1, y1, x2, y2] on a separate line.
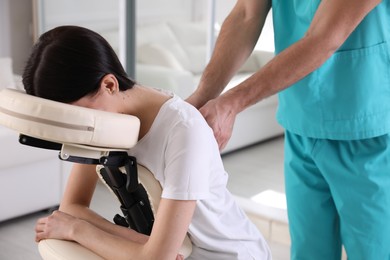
[0, 88, 192, 259]
[0, 88, 141, 149]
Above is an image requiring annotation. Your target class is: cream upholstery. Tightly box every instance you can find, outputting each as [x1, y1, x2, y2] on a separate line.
[0, 89, 140, 149]
[38, 240, 104, 260]
[0, 88, 192, 259]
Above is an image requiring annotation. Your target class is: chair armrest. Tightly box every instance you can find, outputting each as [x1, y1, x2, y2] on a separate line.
[136, 64, 195, 99]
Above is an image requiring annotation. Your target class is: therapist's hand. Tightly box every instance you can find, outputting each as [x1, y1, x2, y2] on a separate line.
[199, 97, 236, 151]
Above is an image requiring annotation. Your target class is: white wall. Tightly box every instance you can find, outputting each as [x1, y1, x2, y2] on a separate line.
[35, 0, 121, 55]
[136, 0, 207, 26]
[214, 0, 274, 52]
[0, 0, 11, 58]
[257, 12, 275, 52]
[0, 0, 33, 74]
[37, 0, 120, 34]
[1, 0, 274, 75]
[9, 0, 33, 74]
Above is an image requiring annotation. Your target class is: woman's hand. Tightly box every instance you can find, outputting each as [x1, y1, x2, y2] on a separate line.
[35, 209, 188, 260]
[35, 210, 80, 242]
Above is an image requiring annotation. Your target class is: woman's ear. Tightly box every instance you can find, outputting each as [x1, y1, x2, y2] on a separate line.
[99, 74, 119, 95]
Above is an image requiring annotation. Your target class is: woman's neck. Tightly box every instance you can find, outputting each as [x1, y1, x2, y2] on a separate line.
[123, 85, 172, 140]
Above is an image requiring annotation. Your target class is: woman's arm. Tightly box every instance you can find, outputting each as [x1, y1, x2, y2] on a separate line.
[56, 163, 149, 243]
[36, 198, 196, 260]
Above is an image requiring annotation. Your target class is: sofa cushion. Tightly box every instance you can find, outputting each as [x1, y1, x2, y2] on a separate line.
[137, 23, 190, 70]
[168, 22, 207, 46]
[0, 57, 16, 89]
[0, 126, 55, 170]
[167, 22, 208, 74]
[182, 45, 207, 74]
[137, 43, 185, 71]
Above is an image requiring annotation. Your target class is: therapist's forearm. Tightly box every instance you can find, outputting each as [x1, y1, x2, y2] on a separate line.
[220, 0, 381, 114]
[197, 18, 261, 98]
[192, 0, 270, 108]
[222, 33, 335, 114]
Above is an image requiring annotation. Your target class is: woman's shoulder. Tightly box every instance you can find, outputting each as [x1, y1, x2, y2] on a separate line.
[162, 95, 207, 126]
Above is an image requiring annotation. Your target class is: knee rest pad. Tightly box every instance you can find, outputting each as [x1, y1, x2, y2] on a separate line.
[0, 88, 192, 259]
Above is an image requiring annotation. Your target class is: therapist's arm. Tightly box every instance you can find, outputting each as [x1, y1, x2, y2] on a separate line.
[186, 0, 271, 109]
[197, 0, 382, 150]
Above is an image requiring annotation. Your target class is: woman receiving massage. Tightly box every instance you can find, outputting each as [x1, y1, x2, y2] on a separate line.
[26, 26, 271, 260]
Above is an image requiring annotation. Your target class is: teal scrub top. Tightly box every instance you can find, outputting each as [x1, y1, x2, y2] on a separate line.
[273, 0, 390, 140]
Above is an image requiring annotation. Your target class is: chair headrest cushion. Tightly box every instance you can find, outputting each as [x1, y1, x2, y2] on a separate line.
[0, 88, 140, 149]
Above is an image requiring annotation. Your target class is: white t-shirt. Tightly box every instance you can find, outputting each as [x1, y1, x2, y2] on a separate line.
[128, 94, 271, 260]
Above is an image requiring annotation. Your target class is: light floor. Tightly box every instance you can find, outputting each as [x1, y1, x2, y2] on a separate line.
[0, 136, 289, 260]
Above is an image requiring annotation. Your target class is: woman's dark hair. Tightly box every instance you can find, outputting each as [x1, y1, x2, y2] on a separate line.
[23, 25, 135, 103]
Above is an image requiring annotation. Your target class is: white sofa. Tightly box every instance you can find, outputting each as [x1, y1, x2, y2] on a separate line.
[135, 22, 284, 153]
[0, 57, 69, 222]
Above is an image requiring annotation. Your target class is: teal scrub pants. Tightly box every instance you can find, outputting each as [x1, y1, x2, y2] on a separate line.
[284, 131, 390, 260]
